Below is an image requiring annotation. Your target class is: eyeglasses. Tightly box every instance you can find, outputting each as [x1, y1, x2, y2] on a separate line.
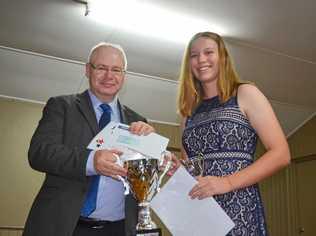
[89, 63, 126, 76]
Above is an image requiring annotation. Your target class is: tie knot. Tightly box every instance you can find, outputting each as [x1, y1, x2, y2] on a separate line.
[100, 103, 111, 113]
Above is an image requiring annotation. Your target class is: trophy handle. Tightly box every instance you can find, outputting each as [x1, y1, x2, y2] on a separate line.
[157, 151, 172, 192]
[114, 153, 130, 195]
[117, 176, 130, 195]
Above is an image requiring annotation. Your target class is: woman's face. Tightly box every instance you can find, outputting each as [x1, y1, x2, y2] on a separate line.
[190, 37, 220, 85]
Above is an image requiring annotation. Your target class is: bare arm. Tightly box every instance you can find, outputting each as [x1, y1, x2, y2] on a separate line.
[189, 84, 290, 199]
[226, 84, 290, 190]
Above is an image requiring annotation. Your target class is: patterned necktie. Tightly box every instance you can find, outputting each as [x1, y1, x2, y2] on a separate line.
[81, 103, 111, 217]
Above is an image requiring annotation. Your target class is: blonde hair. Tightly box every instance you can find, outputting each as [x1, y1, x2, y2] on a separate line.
[177, 32, 245, 117]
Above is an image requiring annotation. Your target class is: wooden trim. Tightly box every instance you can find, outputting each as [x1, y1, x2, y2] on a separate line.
[167, 146, 181, 152]
[0, 226, 24, 230]
[293, 154, 316, 163]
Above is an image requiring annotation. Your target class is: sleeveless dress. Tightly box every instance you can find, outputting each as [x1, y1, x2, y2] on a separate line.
[182, 96, 268, 236]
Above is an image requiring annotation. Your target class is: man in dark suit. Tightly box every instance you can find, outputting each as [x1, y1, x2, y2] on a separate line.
[23, 42, 155, 236]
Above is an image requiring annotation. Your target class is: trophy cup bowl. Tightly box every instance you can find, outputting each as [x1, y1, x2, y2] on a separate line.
[124, 152, 171, 233]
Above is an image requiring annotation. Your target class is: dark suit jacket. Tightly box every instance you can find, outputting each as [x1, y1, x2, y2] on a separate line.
[23, 90, 146, 236]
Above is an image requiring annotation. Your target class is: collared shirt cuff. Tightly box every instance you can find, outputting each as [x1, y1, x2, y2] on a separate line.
[86, 150, 97, 176]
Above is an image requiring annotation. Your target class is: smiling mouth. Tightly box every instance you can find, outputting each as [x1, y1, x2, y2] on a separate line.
[198, 66, 212, 72]
[99, 81, 115, 86]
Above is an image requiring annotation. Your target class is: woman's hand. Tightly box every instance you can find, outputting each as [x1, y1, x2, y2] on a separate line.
[167, 152, 181, 176]
[189, 175, 233, 200]
[159, 152, 181, 176]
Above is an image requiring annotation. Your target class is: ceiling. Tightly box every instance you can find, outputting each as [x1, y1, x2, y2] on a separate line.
[0, 0, 315, 136]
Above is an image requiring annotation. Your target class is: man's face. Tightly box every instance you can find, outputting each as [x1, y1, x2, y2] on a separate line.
[86, 46, 125, 102]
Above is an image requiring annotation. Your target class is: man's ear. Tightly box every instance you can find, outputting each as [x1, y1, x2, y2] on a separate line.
[85, 63, 90, 78]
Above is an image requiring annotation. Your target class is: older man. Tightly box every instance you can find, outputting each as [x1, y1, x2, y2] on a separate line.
[23, 42, 154, 236]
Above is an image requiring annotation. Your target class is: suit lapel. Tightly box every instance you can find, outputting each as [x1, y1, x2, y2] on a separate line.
[118, 100, 129, 125]
[76, 90, 99, 135]
[76, 94, 132, 133]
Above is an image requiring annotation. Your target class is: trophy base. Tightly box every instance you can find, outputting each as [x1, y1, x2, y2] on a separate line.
[136, 228, 162, 236]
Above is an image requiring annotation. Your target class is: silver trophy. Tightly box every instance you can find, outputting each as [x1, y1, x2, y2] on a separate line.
[123, 151, 172, 233]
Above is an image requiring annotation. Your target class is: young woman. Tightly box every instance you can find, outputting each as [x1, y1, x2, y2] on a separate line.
[177, 31, 290, 235]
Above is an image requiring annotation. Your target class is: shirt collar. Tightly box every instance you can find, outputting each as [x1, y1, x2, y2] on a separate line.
[88, 90, 118, 113]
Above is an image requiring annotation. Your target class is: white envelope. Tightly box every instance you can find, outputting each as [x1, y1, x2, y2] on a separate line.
[151, 166, 235, 236]
[87, 121, 169, 159]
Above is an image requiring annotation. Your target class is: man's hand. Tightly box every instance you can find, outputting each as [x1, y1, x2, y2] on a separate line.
[93, 149, 127, 179]
[129, 121, 155, 135]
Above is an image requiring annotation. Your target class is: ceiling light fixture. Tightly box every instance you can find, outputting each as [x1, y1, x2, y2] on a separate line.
[74, 0, 226, 44]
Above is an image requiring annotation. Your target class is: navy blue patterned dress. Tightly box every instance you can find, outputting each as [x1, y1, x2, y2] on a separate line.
[182, 96, 268, 236]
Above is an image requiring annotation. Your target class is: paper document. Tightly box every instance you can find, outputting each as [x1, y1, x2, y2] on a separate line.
[87, 121, 169, 159]
[151, 166, 235, 236]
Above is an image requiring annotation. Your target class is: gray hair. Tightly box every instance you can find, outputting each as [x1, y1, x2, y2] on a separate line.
[87, 42, 127, 70]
